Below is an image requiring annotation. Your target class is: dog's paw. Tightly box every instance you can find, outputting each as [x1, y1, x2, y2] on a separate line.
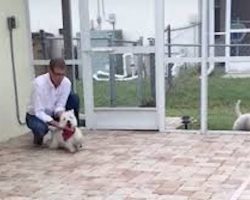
[66, 145, 77, 153]
[68, 148, 77, 153]
[76, 144, 84, 151]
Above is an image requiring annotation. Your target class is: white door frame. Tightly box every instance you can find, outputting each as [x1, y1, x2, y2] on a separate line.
[155, 0, 165, 132]
[78, 0, 210, 133]
[200, 0, 209, 133]
[78, 0, 250, 133]
[79, 0, 165, 130]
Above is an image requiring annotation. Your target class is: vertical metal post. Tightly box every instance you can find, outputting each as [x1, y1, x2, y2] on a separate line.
[39, 29, 47, 59]
[208, 0, 215, 75]
[62, 0, 75, 90]
[137, 37, 143, 106]
[148, 38, 156, 104]
[225, 0, 231, 72]
[108, 33, 116, 107]
[167, 25, 173, 92]
[201, 0, 208, 134]
[79, 0, 94, 128]
[62, 0, 73, 59]
[167, 25, 171, 58]
[155, 0, 165, 131]
[198, 0, 202, 57]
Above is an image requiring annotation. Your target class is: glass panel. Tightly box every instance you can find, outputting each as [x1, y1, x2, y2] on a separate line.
[207, 63, 250, 130]
[215, 0, 226, 32]
[88, 0, 156, 108]
[164, 1, 200, 130]
[213, 34, 225, 57]
[164, 0, 200, 58]
[165, 62, 200, 130]
[163, 25, 201, 59]
[231, 0, 250, 29]
[88, 0, 155, 48]
[230, 32, 250, 56]
[92, 53, 156, 107]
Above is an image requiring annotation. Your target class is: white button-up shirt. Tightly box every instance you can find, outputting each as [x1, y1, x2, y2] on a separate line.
[27, 73, 71, 122]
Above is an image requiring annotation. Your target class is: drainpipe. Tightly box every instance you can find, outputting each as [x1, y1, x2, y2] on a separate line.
[7, 16, 25, 125]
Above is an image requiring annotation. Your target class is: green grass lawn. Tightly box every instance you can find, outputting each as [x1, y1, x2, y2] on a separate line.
[76, 67, 250, 130]
[76, 78, 154, 109]
[167, 67, 250, 130]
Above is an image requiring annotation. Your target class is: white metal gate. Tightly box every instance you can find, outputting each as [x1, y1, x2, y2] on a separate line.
[80, 0, 248, 133]
[79, 0, 165, 130]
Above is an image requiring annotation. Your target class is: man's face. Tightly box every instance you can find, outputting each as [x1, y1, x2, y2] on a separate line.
[49, 67, 66, 87]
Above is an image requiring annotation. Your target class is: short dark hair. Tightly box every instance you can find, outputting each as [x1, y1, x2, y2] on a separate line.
[49, 58, 66, 71]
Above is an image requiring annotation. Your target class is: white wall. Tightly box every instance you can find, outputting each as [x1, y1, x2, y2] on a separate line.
[0, 0, 33, 141]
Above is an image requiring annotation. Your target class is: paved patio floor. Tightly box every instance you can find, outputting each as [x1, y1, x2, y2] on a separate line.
[1, 131, 250, 200]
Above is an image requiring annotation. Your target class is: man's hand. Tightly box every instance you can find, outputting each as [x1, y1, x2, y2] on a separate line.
[54, 111, 63, 119]
[48, 120, 63, 130]
[48, 120, 74, 132]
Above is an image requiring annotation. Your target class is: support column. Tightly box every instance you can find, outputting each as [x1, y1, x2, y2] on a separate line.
[200, 0, 208, 134]
[225, 0, 231, 72]
[79, 0, 95, 128]
[155, 0, 165, 131]
[62, 0, 74, 88]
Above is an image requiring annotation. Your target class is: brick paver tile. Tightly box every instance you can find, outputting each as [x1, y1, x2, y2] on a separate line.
[1, 131, 250, 199]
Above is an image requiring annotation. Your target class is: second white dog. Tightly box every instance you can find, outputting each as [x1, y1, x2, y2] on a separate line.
[43, 110, 84, 152]
[233, 100, 250, 131]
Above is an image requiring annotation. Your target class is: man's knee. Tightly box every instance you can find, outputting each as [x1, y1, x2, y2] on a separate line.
[66, 93, 80, 110]
[33, 122, 49, 137]
[66, 93, 80, 124]
[26, 114, 48, 136]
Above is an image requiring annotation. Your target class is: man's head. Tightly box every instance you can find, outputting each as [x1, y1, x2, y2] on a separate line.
[48, 58, 66, 87]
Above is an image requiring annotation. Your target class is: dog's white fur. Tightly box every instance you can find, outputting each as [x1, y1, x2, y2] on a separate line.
[233, 100, 250, 131]
[43, 110, 84, 152]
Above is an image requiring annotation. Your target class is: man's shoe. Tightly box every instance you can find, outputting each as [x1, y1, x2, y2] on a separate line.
[33, 135, 43, 146]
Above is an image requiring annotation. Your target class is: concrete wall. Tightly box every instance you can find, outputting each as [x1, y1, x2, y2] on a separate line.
[0, 0, 33, 141]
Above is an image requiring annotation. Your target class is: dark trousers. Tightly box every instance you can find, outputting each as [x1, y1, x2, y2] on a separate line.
[26, 93, 80, 139]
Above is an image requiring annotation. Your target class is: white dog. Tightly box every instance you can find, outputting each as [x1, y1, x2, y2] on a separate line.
[233, 100, 250, 131]
[43, 110, 84, 152]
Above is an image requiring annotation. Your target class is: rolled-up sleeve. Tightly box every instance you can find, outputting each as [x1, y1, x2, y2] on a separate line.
[32, 82, 53, 122]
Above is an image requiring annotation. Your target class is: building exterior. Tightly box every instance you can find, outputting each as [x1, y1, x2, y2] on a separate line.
[0, 0, 33, 141]
[2, 0, 250, 142]
[214, 0, 250, 74]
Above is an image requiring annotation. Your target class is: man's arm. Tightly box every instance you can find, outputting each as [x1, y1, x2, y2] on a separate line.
[31, 81, 54, 123]
[48, 120, 74, 132]
[48, 120, 62, 129]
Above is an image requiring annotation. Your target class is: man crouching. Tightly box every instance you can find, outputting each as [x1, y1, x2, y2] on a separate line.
[25, 58, 80, 146]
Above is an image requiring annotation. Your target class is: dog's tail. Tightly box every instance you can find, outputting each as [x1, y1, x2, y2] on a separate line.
[235, 99, 242, 117]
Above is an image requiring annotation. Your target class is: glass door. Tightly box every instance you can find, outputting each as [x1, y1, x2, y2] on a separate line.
[79, 0, 162, 130]
[227, 0, 250, 73]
